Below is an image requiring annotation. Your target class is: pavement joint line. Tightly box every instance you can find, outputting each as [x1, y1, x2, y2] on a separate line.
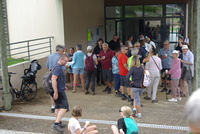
[0, 113, 189, 131]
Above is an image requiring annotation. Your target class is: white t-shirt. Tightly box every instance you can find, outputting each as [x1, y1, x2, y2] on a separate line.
[68, 118, 82, 134]
[126, 41, 133, 48]
[84, 53, 97, 68]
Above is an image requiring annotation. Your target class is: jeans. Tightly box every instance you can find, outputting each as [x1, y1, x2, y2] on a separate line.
[85, 70, 96, 91]
[113, 74, 120, 91]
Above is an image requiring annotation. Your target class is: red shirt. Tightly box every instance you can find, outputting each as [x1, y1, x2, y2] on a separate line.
[99, 49, 114, 69]
[118, 53, 128, 76]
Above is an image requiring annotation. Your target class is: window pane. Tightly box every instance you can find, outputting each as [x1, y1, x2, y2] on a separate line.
[106, 6, 122, 18]
[144, 5, 163, 17]
[166, 4, 184, 16]
[125, 6, 143, 18]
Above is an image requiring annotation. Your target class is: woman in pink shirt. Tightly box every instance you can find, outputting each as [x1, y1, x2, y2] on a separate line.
[167, 50, 181, 102]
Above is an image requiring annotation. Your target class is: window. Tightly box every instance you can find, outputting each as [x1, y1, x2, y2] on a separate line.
[125, 5, 143, 17]
[106, 6, 122, 18]
[166, 4, 184, 17]
[144, 5, 163, 17]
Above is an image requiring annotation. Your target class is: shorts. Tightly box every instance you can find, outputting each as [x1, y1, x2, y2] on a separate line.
[181, 66, 192, 80]
[73, 68, 84, 74]
[68, 67, 73, 74]
[120, 75, 128, 87]
[50, 92, 69, 110]
[161, 68, 171, 80]
[102, 69, 113, 83]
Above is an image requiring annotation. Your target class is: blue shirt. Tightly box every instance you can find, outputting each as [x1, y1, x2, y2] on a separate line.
[158, 48, 173, 69]
[72, 50, 85, 69]
[52, 63, 65, 92]
[182, 50, 194, 77]
[46, 53, 65, 70]
[111, 56, 119, 74]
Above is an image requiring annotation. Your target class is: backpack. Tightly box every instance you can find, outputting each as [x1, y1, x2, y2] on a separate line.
[42, 65, 57, 93]
[85, 54, 95, 72]
[140, 65, 151, 88]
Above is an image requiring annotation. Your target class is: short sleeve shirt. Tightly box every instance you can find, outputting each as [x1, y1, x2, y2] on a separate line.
[52, 63, 65, 92]
[68, 118, 81, 134]
[158, 48, 173, 69]
[118, 53, 128, 76]
[111, 56, 119, 74]
[99, 49, 114, 69]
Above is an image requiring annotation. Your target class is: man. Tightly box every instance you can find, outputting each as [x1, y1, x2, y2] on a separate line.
[118, 45, 130, 100]
[184, 89, 200, 133]
[51, 55, 69, 132]
[158, 40, 173, 93]
[180, 45, 194, 96]
[108, 35, 120, 51]
[98, 43, 114, 94]
[46, 45, 65, 113]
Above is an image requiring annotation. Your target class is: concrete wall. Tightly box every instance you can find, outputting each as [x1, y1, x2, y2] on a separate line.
[7, 0, 65, 52]
[63, 0, 104, 52]
[0, 57, 48, 90]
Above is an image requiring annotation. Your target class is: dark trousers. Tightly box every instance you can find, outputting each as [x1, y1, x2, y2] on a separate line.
[85, 70, 96, 91]
[96, 64, 103, 84]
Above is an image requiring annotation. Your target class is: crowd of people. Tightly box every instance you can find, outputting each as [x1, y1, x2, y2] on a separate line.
[45, 34, 194, 133]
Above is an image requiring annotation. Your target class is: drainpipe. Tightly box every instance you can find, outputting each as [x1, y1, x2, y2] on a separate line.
[0, 0, 11, 110]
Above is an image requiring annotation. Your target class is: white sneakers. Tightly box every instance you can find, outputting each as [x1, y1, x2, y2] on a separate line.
[168, 98, 182, 102]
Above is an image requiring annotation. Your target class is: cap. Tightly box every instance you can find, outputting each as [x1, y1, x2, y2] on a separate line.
[172, 50, 179, 55]
[87, 45, 93, 51]
[181, 45, 188, 50]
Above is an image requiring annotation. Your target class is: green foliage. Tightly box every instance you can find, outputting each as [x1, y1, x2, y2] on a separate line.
[7, 58, 28, 66]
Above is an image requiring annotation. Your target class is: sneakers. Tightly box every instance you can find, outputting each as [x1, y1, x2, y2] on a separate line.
[127, 96, 132, 102]
[51, 108, 55, 113]
[122, 95, 127, 100]
[107, 88, 111, 94]
[137, 113, 142, 118]
[167, 90, 172, 95]
[177, 97, 182, 101]
[152, 99, 158, 103]
[168, 98, 177, 102]
[85, 90, 89, 95]
[161, 88, 168, 92]
[144, 96, 151, 100]
[51, 124, 64, 132]
[59, 122, 67, 128]
[103, 87, 109, 92]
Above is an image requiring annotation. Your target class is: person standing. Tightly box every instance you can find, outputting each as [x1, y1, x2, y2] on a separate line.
[84, 46, 98, 95]
[108, 35, 121, 51]
[51, 55, 69, 133]
[125, 35, 134, 50]
[93, 38, 104, 86]
[71, 44, 85, 93]
[46, 45, 65, 113]
[180, 45, 194, 96]
[144, 47, 162, 103]
[158, 40, 173, 94]
[98, 43, 114, 94]
[67, 47, 75, 87]
[118, 45, 130, 100]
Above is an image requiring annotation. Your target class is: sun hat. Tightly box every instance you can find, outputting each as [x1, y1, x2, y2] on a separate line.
[172, 50, 179, 55]
[181, 45, 188, 50]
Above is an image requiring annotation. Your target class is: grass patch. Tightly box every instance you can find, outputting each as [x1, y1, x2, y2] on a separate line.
[7, 58, 28, 66]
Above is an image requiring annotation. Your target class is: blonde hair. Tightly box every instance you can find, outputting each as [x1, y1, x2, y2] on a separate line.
[131, 56, 140, 68]
[120, 106, 133, 118]
[71, 105, 82, 117]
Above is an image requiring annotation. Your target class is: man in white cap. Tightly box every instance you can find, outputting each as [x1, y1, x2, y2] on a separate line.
[184, 88, 200, 133]
[180, 45, 194, 96]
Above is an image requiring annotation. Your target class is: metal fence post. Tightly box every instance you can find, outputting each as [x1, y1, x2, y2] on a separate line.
[27, 41, 30, 60]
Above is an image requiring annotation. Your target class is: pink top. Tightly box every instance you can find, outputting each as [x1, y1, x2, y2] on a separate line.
[145, 56, 162, 72]
[168, 58, 181, 79]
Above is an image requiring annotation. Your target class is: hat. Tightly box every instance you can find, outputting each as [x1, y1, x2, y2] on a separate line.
[181, 45, 188, 50]
[172, 50, 179, 55]
[87, 45, 93, 51]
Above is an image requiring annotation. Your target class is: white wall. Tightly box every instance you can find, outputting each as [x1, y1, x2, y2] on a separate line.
[7, 0, 65, 52]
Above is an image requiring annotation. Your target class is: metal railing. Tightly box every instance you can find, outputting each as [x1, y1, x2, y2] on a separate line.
[6, 37, 53, 63]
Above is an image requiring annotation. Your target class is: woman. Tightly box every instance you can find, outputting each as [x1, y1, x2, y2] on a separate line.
[144, 46, 162, 103]
[126, 56, 145, 118]
[93, 38, 104, 86]
[67, 47, 76, 87]
[84, 46, 98, 95]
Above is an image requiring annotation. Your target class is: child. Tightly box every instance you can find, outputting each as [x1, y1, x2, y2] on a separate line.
[111, 106, 138, 134]
[68, 105, 98, 134]
[167, 50, 181, 102]
[111, 49, 121, 96]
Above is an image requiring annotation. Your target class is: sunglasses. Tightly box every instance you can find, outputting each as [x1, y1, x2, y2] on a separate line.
[119, 109, 122, 112]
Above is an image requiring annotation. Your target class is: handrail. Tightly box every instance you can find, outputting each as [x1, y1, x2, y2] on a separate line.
[6, 36, 53, 64]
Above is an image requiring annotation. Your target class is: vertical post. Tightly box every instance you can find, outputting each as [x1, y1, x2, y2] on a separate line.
[49, 37, 52, 54]
[190, 0, 200, 91]
[27, 41, 30, 60]
[0, 0, 11, 110]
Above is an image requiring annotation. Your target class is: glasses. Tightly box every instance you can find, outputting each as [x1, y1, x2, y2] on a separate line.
[119, 109, 122, 112]
[164, 44, 168, 45]
[126, 49, 128, 50]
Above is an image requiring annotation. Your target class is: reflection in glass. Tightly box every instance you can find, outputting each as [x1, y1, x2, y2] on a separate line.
[125, 6, 143, 17]
[106, 6, 122, 18]
[144, 5, 162, 17]
[166, 4, 184, 16]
